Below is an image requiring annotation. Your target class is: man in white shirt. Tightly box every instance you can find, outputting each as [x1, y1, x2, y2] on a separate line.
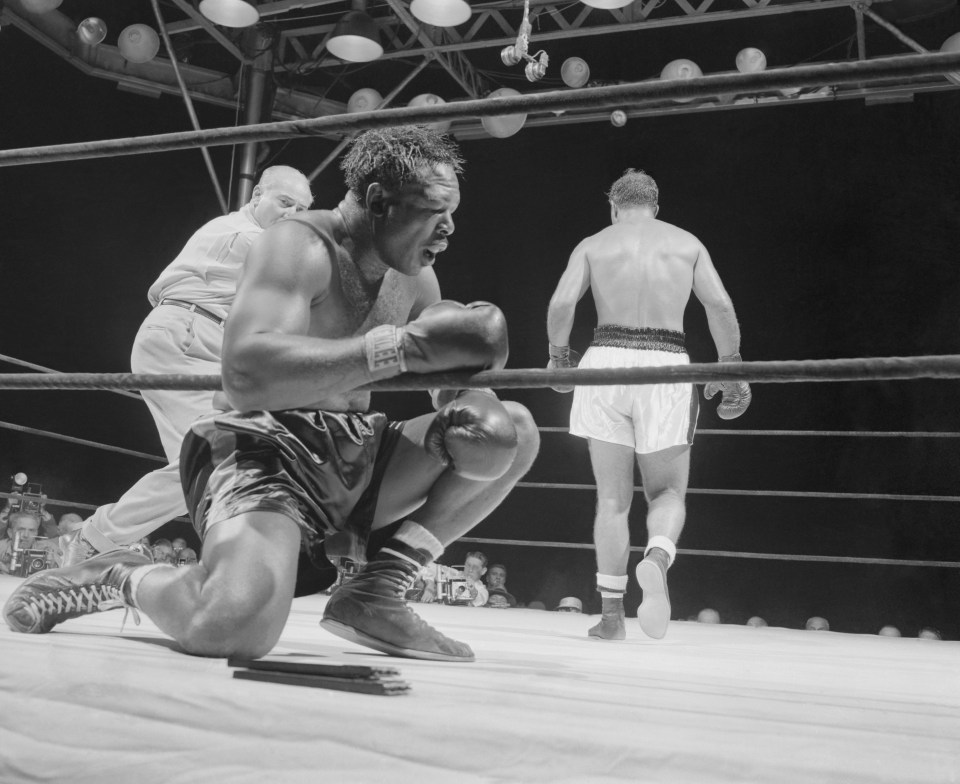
[418, 551, 490, 607]
[63, 166, 313, 565]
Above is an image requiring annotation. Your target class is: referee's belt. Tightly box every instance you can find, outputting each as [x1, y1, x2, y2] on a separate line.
[158, 298, 225, 327]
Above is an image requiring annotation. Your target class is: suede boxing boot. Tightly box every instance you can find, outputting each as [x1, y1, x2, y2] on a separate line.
[321, 549, 475, 662]
[588, 596, 626, 640]
[4, 549, 153, 634]
[635, 547, 671, 639]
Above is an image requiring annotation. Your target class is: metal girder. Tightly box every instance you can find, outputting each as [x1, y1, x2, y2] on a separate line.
[380, 0, 486, 98]
[282, 0, 881, 70]
[0, 1, 347, 125]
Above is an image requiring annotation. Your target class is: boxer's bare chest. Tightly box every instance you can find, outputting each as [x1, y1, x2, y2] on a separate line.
[309, 248, 416, 338]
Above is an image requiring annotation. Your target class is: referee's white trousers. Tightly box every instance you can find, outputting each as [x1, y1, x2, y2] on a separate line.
[81, 305, 222, 549]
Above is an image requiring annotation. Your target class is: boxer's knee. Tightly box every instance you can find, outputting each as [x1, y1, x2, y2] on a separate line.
[501, 401, 540, 474]
[178, 579, 284, 658]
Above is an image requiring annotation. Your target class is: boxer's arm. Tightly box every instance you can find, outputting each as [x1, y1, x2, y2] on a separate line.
[691, 243, 740, 358]
[547, 241, 591, 348]
[222, 220, 370, 411]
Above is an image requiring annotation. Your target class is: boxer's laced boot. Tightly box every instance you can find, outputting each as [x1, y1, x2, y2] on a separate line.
[4, 549, 153, 634]
[588, 597, 626, 640]
[321, 555, 475, 662]
[636, 547, 671, 639]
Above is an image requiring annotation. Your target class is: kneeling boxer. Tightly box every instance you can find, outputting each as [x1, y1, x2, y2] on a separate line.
[4, 126, 540, 662]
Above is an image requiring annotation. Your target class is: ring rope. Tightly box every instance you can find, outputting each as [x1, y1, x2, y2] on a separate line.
[458, 538, 960, 568]
[539, 426, 960, 438]
[0, 491, 97, 514]
[2, 51, 960, 167]
[0, 421, 166, 464]
[0, 491, 190, 523]
[7, 420, 959, 493]
[1, 354, 959, 391]
[0, 353, 142, 400]
[516, 482, 960, 503]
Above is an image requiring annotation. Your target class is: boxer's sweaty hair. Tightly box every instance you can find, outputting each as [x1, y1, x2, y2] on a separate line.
[341, 126, 464, 198]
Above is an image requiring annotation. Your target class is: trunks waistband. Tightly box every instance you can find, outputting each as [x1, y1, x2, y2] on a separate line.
[591, 325, 686, 353]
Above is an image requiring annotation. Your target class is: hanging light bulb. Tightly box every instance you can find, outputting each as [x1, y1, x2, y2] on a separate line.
[408, 93, 452, 133]
[77, 17, 108, 47]
[560, 57, 590, 88]
[480, 88, 526, 139]
[410, 0, 471, 27]
[347, 87, 383, 113]
[327, 0, 383, 62]
[20, 0, 62, 13]
[199, 0, 260, 28]
[118, 24, 160, 64]
[580, 0, 632, 9]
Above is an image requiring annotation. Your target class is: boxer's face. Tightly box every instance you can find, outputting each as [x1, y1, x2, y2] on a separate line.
[369, 163, 459, 276]
[462, 556, 485, 583]
[152, 543, 175, 564]
[252, 174, 312, 228]
[177, 548, 199, 566]
[8, 514, 39, 545]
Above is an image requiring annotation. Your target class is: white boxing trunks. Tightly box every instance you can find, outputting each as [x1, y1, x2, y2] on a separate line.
[569, 325, 699, 454]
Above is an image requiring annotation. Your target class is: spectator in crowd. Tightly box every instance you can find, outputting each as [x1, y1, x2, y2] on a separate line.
[697, 608, 721, 624]
[171, 537, 188, 555]
[418, 551, 490, 606]
[58, 513, 84, 536]
[527, 600, 547, 611]
[746, 616, 767, 628]
[38, 507, 58, 539]
[1, 489, 58, 539]
[556, 597, 583, 613]
[176, 547, 199, 566]
[918, 627, 942, 640]
[878, 625, 901, 637]
[485, 563, 518, 608]
[51, 513, 85, 567]
[0, 512, 56, 575]
[151, 539, 177, 565]
[805, 616, 830, 631]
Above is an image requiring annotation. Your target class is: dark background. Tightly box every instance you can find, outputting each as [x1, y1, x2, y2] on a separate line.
[2, 21, 959, 637]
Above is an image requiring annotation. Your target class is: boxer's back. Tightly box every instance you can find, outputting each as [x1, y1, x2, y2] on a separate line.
[584, 217, 700, 332]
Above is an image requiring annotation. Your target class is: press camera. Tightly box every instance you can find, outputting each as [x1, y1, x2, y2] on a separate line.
[10, 530, 52, 577]
[8, 473, 44, 516]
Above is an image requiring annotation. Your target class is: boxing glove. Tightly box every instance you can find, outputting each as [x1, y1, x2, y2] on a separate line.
[703, 353, 752, 420]
[424, 390, 518, 481]
[364, 301, 508, 381]
[547, 343, 582, 393]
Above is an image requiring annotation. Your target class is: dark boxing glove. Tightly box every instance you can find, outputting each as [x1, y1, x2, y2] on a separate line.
[703, 353, 752, 420]
[424, 390, 518, 481]
[547, 343, 582, 393]
[364, 300, 508, 381]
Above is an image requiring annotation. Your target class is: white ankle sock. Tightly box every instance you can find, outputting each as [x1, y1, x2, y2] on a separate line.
[644, 536, 677, 567]
[597, 573, 628, 599]
[393, 520, 444, 562]
[126, 564, 172, 610]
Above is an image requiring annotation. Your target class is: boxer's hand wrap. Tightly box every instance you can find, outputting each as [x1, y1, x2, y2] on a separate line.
[364, 324, 407, 380]
[547, 343, 582, 393]
[424, 390, 518, 481]
[703, 353, 752, 420]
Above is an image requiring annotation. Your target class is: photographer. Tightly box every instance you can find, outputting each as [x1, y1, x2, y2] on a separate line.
[0, 511, 56, 576]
